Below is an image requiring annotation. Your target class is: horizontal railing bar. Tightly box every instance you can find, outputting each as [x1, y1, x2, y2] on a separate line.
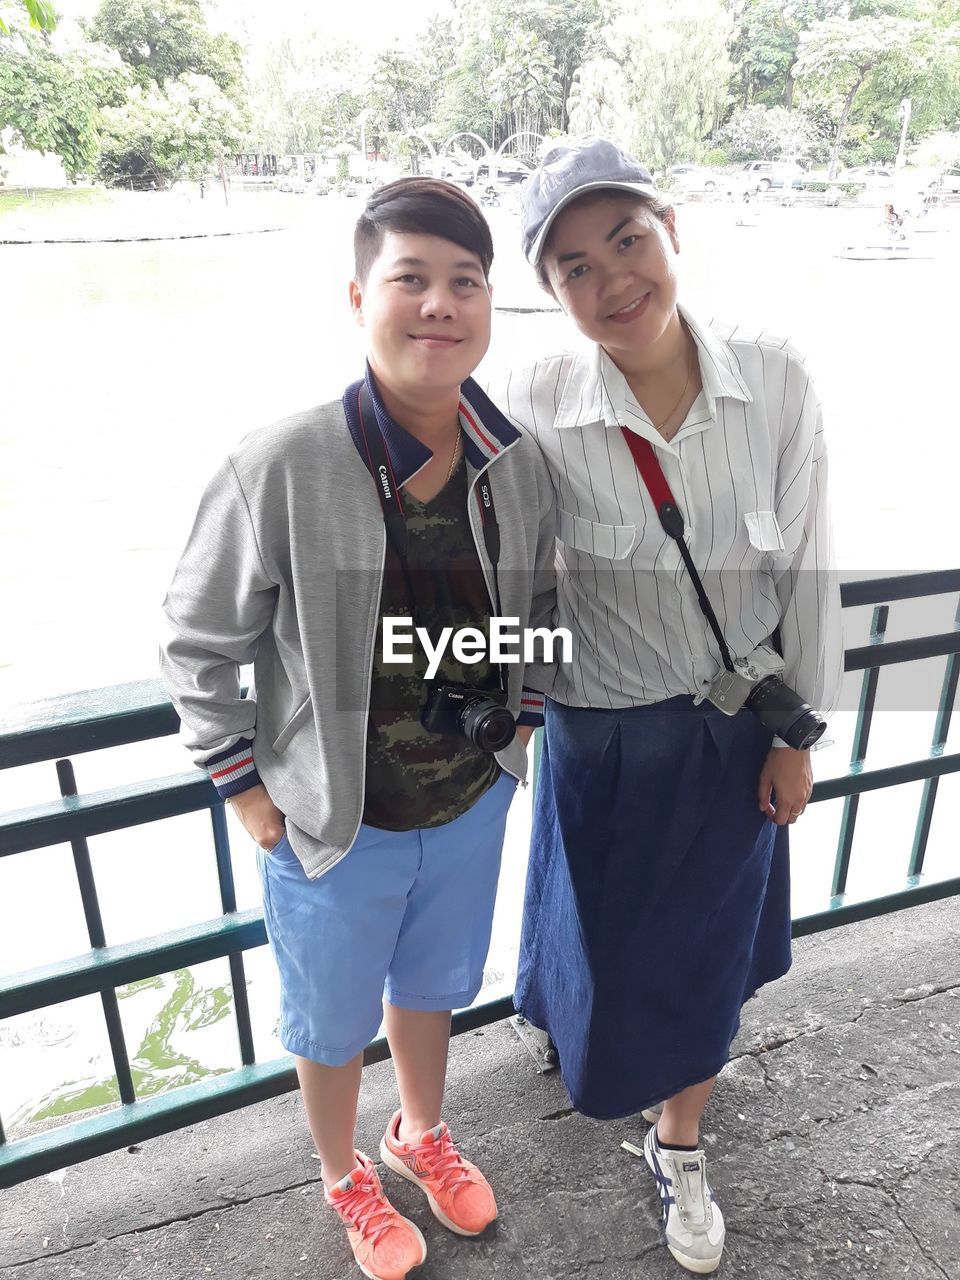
[844, 631, 960, 672]
[0, 772, 216, 857]
[0, 910, 266, 1018]
[0, 680, 178, 771]
[792, 875, 960, 938]
[0, 997, 515, 1187]
[0, 1059, 297, 1188]
[839, 569, 960, 608]
[810, 753, 960, 802]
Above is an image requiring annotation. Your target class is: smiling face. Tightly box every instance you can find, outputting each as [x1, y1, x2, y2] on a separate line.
[349, 230, 492, 401]
[541, 193, 681, 363]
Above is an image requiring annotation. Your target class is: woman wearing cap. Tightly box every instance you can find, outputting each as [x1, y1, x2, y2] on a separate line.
[496, 138, 843, 1274]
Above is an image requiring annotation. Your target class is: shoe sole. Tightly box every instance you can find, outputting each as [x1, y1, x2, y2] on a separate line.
[643, 1134, 723, 1276]
[641, 1106, 662, 1124]
[353, 1214, 426, 1280]
[379, 1141, 495, 1238]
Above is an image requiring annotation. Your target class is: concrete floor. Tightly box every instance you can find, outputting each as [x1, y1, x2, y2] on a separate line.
[2, 896, 958, 1280]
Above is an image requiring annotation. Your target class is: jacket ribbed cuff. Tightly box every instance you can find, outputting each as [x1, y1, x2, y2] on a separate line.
[206, 739, 262, 799]
[517, 687, 546, 729]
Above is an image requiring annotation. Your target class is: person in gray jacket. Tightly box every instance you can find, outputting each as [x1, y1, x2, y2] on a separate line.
[160, 178, 557, 1280]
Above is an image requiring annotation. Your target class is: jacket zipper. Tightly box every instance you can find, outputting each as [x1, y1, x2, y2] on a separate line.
[307, 521, 387, 879]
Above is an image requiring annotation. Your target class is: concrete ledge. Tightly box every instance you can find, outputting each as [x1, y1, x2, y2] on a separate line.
[2, 897, 958, 1278]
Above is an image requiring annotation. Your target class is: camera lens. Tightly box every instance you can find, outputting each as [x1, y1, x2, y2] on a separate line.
[745, 676, 827, 750]
[460, 698, 517, 752]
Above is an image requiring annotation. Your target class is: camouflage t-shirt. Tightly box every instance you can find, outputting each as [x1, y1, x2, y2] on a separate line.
[362, 457, 501, 831]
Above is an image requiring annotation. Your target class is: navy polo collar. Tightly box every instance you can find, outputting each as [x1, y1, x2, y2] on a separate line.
[342, 364, 521, 487]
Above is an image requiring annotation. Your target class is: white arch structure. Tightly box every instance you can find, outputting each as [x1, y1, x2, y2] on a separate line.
[400, 130, 438, 159]
[496, 131, 546, 164]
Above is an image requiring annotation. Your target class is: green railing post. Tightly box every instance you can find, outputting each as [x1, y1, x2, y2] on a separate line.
[57, 757, 137, 1106]
[832, 605, 888, 898]
[909, 593, 960, 878]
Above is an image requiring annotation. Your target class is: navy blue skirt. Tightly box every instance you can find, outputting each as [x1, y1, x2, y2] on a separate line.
[515, 695, 791, 1121]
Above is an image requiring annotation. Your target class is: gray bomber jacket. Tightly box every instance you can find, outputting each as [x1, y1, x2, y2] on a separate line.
[160, 378, 558, 879]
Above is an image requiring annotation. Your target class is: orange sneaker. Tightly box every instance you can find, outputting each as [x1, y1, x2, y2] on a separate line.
[324, 1150, 427, 1280]
[379, 1110, 497, 1237]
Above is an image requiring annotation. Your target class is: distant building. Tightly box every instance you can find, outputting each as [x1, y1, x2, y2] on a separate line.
[232, 153, 278, 178]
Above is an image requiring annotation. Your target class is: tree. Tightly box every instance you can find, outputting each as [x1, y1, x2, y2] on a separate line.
[726, 0, 847, 110]
[0, 0, 57, 37]
[489, 28, 561, 141]
[97, 72, 246, 188]
[88, 0, 243, 97]
[567, 56, 628, 137]
[716, 103, 823, 159]
[244, 34, 370, 156]
[794, 12, 938, 175]
[602, 0, 733, 171]
[437, 0, 585, 148]
[0, 20, 127, 179]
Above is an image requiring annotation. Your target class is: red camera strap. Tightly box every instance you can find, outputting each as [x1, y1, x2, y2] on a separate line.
[619, 426, 676, 509]
[618, 425, 736, 673]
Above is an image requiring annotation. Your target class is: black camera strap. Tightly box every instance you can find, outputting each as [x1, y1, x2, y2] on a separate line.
[356, 381, 506, 688]
[620, 426, 737, 674]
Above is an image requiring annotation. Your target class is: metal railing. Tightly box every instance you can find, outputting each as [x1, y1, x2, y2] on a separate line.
[1, 569, 958, 1187]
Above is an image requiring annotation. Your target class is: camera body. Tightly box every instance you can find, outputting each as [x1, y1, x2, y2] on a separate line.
[421, 683, 517, 753]
[707, 644, 826, 750]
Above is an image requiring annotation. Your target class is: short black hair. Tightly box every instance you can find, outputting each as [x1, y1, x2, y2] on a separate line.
[354, 177, 494, 284]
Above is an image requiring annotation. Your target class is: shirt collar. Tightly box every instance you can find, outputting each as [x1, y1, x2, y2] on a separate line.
[553, 302, 753, 431]
[342, 365, 521, 487]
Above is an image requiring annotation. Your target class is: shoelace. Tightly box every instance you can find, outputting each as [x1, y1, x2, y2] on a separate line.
[672, 1155, 710, 1229]
[332, 1175, 400, 1244]
[407, 1128, 475, 1194]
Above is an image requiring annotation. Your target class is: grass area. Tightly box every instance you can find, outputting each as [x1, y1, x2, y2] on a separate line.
[0, 186, 113, 217]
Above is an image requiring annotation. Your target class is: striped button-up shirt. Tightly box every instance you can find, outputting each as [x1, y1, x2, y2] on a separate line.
[492, 306, 843, 729]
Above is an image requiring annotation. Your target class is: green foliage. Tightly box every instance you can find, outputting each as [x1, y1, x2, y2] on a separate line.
[97, 72, 246, 188]
[606, 0, 734, 171]
[717, 103, 823, 160]
[88, 0, 243, 96]
[794, 11, 948, 171]
[245, 34, 370, 155]
[85, 0, 249, 189]
[0, 21, 128, 179]
[0, 0, 57, 37]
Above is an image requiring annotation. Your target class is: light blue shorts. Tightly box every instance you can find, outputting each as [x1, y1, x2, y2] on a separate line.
[257, 771, 517, 1066]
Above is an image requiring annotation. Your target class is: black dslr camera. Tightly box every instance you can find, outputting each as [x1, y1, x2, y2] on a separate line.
[421, 684, 517, 753]
[707, 644, 826, 750]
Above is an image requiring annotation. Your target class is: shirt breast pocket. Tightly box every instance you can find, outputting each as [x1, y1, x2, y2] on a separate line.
[743, 509, 785, 554]
[557, 507, 637, 560]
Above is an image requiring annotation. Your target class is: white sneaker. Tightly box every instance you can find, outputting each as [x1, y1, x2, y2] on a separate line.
[643, 1125, 725, 1275]
[641, 1102, 663, 1124]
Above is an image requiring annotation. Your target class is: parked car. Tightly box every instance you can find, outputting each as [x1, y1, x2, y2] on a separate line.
[278, 174, 306, 194]
[312, 176, 332, 197]
[844, 165, 894, 186]
[932, 167, 960, 194]
[668, 166, 730, 194]
[472, 159, 533, 186]
[737, 160, 804, 192]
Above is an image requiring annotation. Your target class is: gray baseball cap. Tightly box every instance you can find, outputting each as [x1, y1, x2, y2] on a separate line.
[520, 137, 660, 266]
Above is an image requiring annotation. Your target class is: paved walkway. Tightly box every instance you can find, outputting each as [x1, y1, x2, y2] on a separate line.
[2, 896, 958, 1279]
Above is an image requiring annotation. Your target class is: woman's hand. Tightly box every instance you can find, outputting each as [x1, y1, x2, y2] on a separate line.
[229, 783, 286, 850]
[757, 747, 813, 826]
[516, 724, 536, 747]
